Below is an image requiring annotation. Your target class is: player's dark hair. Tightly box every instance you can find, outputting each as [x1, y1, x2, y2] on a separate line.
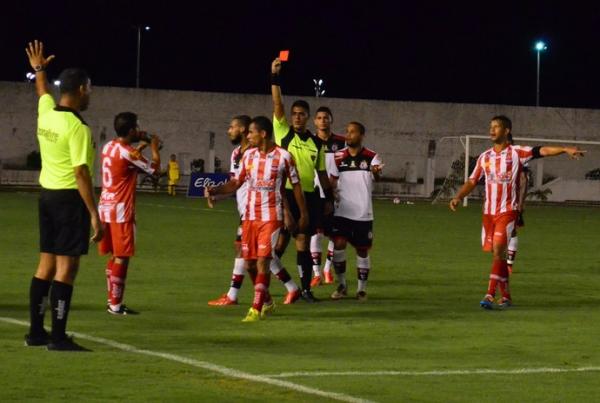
[348, 121, 366, 135]
[58, 68, 90, 95]
[114, 112, 138, 137]
[233, 115, 252, 133]
[491, 115, 512, 131]
[251, 116, 274, 139]
[291, 99, 310, 114]
[507, 132, 514, 145]
[316, 106, 333, 121]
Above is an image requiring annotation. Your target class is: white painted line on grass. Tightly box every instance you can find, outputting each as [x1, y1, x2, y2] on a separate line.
[0, 317, 374, 403]
[260, 367, 600, 378]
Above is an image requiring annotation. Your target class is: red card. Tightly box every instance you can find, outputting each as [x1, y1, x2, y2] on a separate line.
[279, 50, 290, 62]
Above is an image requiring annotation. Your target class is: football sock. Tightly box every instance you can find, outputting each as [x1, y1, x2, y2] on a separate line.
[49, 281, 73, 342]
[29, 277, 51, 336]
[323, 240, 334, 274]
[105, 258, 114, 297]
[252, 272, 269, 311]
[269, 256, 298, 292]
[333, 249, 347, 287]
[109, 261, 129, 311]
[507, 236, 518, 266]
[227, 258, 245, 301]
[487, 259, 504, 298]
[310, 233, 323, 277]
[357, 255, 371, 292]
[498, 260, 511, 300]
[297, 250, 313, 291]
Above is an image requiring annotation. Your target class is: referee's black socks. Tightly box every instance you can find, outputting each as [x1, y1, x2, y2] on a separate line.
[49, 281, 73, 342]
[29, 277, 51, 336]
[297, 250, 313, 291]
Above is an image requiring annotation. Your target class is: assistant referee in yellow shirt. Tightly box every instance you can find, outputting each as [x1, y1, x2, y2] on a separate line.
[25, 41, 103, 351]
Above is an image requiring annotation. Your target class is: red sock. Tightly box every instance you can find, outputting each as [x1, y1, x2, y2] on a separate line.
[497, 260, 511, 300]
[252, 272, 268, 311]
[487, 259, 504, 297]
[110, 261, 128, 307]
[264, 273, 272, 304]
[106, 258, 114, 299]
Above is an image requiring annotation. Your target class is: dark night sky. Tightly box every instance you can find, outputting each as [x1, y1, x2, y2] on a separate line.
[3, 1, 600, 109]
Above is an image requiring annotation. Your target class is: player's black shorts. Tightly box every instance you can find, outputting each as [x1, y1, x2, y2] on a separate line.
[331, 216, 373, 249]
[285, 189, 320, 236]
[39, 189, 90, 256]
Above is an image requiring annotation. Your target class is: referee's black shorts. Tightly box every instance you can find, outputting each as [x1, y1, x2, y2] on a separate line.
[39, 189, 90, 256]
[313, 194, 334, 236]
[285, 189, 321, 236]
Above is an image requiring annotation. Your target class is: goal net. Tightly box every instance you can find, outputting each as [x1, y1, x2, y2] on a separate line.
[431, 135, 600, 206]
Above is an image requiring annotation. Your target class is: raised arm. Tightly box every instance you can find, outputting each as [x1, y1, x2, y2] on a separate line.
[539, 145, 585, 159]
[25, 40, 55, 97]
[149, 135, 161, 170]
[271, 58, 285, 120]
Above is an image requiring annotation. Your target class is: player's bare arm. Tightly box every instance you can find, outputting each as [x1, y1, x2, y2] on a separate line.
[449, 180, 477, 211]
[271, 58, 285, 120]
[540, 145, 586, 159]
[291, 182, 308, 233]
[371, 163, 385, 181]
[150, 135, 162, 169]
[74, 164, 103, 242]
[282, 193, 298, 234]
[25, 40, 55, 97]
[205, 179, 241, 208]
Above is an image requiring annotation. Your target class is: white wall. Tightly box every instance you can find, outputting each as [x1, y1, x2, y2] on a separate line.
[2, 81, 599, 189]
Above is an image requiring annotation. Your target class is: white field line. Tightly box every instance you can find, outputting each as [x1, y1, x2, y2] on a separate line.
[259, 367, 600, 378]
[0, 317, 374, 403]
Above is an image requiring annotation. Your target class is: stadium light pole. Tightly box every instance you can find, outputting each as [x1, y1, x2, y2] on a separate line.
[136, 25, 151, 88]
[313, 78, 325, 97]
[535, 41, 547, 106]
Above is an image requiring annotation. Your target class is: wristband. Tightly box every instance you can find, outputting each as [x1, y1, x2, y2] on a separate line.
[270, 73, 281, 86]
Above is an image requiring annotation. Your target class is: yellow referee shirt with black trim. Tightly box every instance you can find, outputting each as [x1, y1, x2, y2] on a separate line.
[37, 94, 94, 189]
[273, 115, 325, 192]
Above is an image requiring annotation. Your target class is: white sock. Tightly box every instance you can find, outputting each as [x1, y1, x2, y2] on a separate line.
[507, 236, 519, 265]
[310, 233, 323, 276]
[357, 255, 371, 292]
[323, 240, 334, 273]
[333, 249, 347, 287]
[226, 258, 245, 300]
[270, 255, 298, 292]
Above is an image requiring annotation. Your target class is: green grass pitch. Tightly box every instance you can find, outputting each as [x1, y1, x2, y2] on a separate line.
[1, 190, 599, 402]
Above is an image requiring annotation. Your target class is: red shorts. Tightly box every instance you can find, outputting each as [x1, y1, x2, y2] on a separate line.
[98, 221, 136, 257]
[481, 212, 518, 252]
[241, 220, 282, 260]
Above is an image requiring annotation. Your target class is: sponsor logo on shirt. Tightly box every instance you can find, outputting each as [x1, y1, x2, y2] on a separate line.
[252, 178, 275, 190]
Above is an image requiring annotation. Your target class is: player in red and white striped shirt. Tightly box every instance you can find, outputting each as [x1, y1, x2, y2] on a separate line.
[207, 116, 299, 306]
[207, 116, 307, 322]
[98, 112, 161, 315]
[450, 115, 585, 309]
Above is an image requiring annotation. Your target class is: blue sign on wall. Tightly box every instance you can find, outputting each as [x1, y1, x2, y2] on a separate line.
[187, 172, 230, 198]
